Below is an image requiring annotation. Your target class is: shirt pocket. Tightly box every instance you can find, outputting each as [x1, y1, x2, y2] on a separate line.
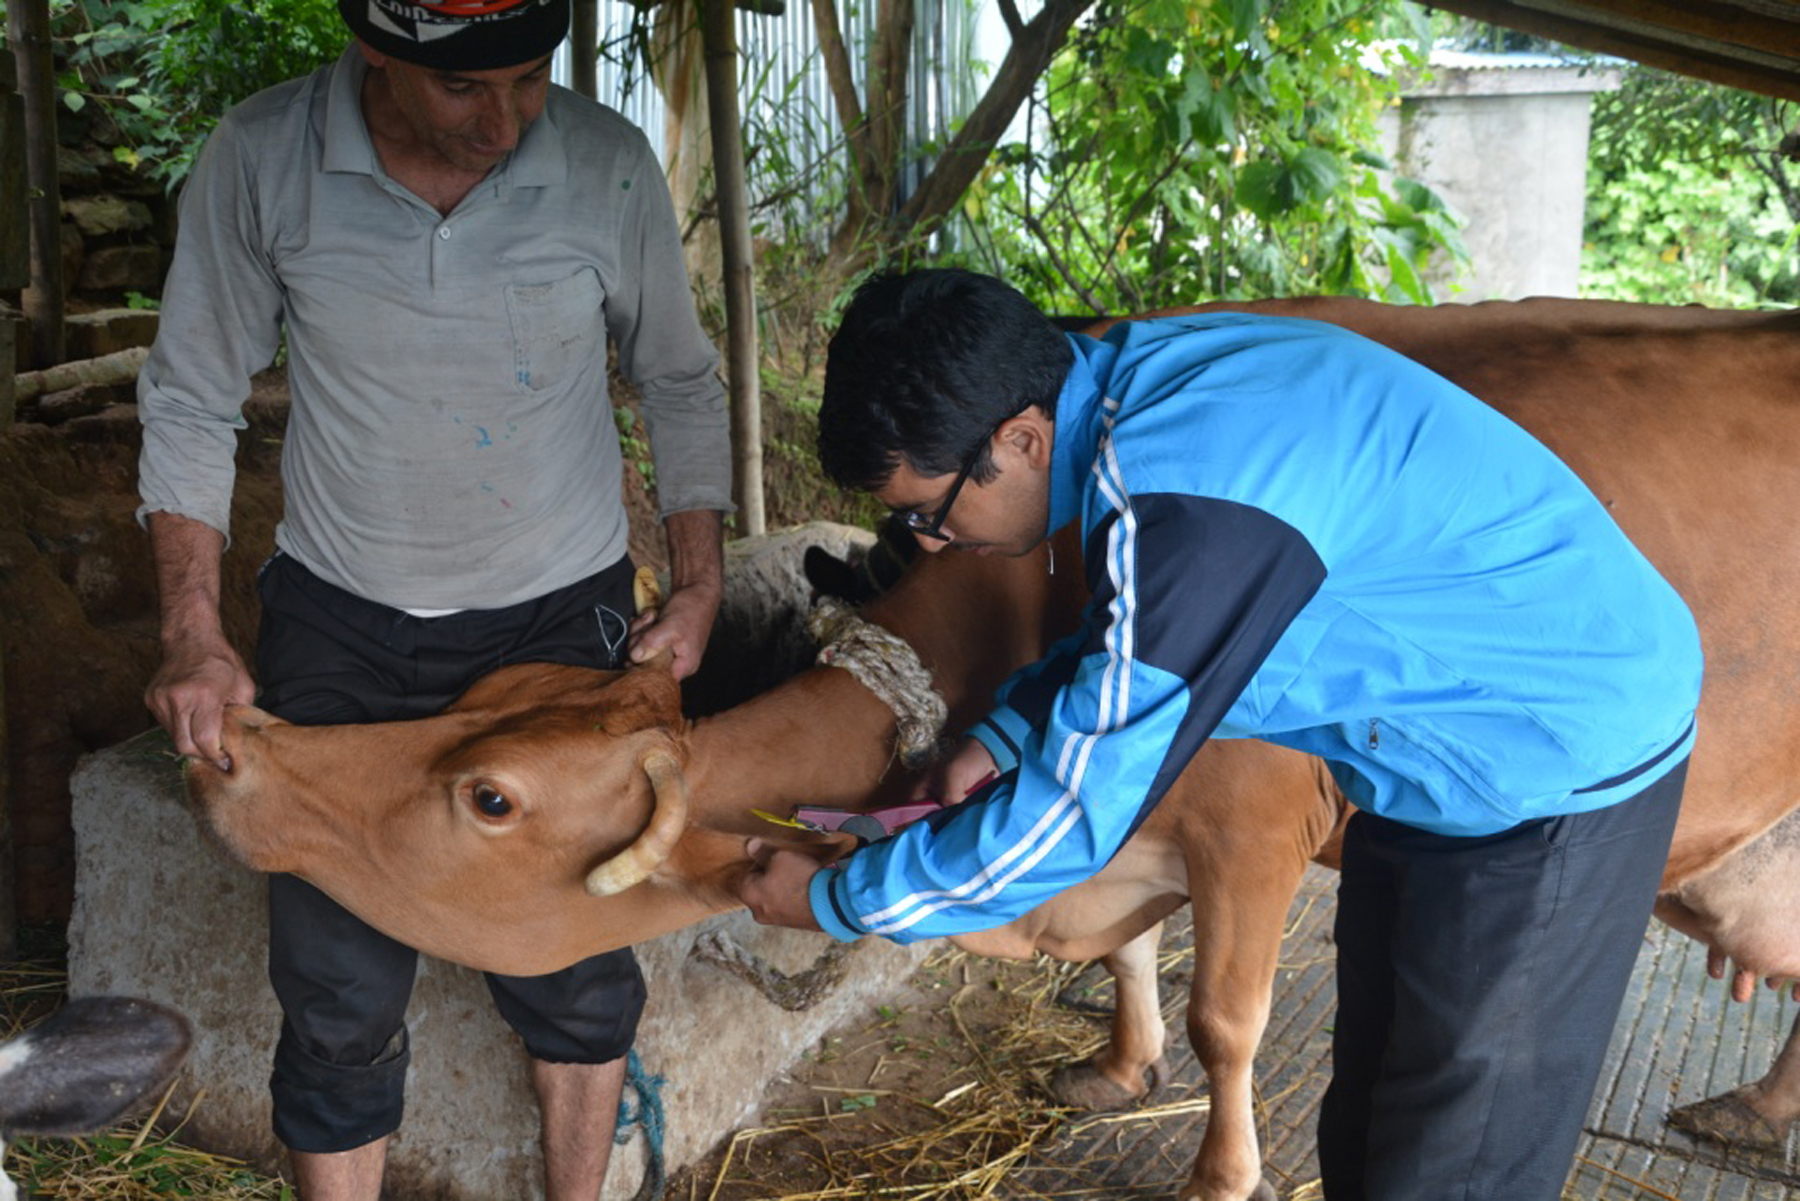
[505, 268, 605, 395]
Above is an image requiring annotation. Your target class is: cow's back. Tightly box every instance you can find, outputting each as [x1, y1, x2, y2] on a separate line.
[1098, 299, 1800, 883]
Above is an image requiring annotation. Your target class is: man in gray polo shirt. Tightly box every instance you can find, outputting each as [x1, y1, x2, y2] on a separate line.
[135, 0, 730, 1195]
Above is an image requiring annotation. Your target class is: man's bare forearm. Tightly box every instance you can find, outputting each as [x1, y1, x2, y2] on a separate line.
[147, 511, 231, 652]
[662, 508, 725, 600]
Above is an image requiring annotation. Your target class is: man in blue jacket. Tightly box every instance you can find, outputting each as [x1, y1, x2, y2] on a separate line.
[738, 268, 1702, 1199]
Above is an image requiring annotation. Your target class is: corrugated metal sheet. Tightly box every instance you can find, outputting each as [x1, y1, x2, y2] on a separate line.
[553, 0, 978, 210]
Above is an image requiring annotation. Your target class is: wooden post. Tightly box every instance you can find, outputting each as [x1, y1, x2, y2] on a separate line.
[0, 45, 22, 962]
[701, 0, 764, 535]
[571, 0, 598, 100]
[5, 0, 64, 370]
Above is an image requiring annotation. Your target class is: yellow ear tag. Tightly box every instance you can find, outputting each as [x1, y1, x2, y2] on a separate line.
[752, 808, 810, 830]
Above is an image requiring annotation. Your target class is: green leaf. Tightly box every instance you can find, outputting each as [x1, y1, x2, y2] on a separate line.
[62, 91, 87, 113]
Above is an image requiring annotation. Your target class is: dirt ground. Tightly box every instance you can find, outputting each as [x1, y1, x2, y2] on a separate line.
[0, 365, 873, 925]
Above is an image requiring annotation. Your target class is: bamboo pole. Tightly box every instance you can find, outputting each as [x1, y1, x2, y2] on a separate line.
[571, 0, 598, 100]
[701, 0, 764, 535]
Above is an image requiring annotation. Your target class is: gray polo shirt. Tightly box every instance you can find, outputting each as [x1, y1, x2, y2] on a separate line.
[138, 45, 730, 611]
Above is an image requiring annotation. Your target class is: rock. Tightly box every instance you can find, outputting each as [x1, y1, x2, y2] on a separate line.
[55, 145, 108, 192]
[65, 307, 160, 359]
[63, 194, 154, 238]
[76, 244, 164, 293]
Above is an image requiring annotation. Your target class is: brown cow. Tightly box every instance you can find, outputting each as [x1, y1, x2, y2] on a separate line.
[187, 297, 1800, 1201]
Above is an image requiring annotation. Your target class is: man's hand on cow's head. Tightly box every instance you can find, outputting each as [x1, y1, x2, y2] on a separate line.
[145, 635, 255, 771]
[736, 839, 825, 932]
[628, 581, 719, 681]
[630, 509, 725, 681]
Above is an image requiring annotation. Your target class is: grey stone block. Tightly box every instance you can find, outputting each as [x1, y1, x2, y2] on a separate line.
[68, 522, 917, 1200]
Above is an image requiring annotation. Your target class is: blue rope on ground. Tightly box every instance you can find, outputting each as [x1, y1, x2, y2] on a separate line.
[615, 1048, 667, 1201]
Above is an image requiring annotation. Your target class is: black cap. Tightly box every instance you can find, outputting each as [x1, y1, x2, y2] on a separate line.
[340, 0, 570, 71]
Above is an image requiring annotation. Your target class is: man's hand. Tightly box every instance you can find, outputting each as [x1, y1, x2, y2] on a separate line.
[736, 839, 825, 932]
[910, 736, 999, 805]
[146, 636, 254, 770]
[145, 511, 253, 770]
[629, 509, 724, 681]
[629, 581, 719, 681]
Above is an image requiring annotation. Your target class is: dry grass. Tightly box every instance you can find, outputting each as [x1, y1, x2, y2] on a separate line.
[675, 921, 1715, 1201]
[1, 927, 290, 1201]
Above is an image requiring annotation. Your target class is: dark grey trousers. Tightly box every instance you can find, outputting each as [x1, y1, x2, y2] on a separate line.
[1318, 759, 1687, 1201]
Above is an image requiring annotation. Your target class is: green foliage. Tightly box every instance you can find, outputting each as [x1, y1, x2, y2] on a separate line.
[946, 0, 1468, 312]
[42, 0, 341, 187]
[1580, 66, 1798, 307]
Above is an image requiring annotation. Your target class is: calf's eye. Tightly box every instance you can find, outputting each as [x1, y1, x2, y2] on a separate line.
[473, 784, 513, 819]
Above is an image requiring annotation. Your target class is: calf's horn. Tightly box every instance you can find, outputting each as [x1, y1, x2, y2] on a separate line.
[585, 749, 689, 896]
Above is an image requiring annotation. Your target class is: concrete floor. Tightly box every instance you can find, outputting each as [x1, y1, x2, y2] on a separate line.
[1004, 866, 1798, 1200]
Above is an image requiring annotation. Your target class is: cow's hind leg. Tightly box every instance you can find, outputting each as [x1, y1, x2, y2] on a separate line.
[1049, 921, 1170, 1109]
[1669, 1008, 1800, 1152]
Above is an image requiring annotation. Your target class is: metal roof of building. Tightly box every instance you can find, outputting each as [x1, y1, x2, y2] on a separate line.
[1421, 0, 1800, 101]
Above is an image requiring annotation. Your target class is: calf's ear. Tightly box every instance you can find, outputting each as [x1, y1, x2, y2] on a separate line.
[0, 996, 192, 1136]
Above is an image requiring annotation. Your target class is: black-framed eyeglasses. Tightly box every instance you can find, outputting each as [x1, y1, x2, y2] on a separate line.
[895, 437, 987, 543]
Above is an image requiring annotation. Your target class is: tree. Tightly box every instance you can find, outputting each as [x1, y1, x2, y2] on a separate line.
[949, 0, 1463, 313]
[1582, 66, 1798, 307]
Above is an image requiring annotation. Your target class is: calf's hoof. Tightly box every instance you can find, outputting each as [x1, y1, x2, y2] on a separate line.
[1048, 1055, 1170, 1112]
[1667, 1088, 1790, 1153]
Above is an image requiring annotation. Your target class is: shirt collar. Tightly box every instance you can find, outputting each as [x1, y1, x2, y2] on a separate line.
[318, 42, 568, 190]
[322, 43, 378, 176]
[1045, 332, 1116, 537]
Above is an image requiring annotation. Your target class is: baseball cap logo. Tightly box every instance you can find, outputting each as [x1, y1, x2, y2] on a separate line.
[364, 0, 550, 44]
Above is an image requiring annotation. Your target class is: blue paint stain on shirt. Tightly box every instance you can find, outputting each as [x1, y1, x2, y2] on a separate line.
[474, 426, 494, 448]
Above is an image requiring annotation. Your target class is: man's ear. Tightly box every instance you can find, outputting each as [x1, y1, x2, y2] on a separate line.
[355, 38, 389, 69]
[996, 407, 1056, 471]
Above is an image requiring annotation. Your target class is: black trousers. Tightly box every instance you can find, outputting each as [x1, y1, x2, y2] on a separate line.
[1317, 760, 1687, 1201]
[254, 552, 648, 1154]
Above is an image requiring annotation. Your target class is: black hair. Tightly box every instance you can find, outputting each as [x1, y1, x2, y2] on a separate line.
[817, 268, 1075, 493]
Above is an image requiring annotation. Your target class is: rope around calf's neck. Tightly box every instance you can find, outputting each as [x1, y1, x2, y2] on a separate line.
[807, 597, 949, 770]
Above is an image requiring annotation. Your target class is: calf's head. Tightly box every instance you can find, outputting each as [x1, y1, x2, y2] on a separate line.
[186, 659, 717, 975]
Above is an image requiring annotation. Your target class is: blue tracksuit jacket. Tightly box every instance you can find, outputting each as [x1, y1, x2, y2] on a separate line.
[810, 313, 1703, 943]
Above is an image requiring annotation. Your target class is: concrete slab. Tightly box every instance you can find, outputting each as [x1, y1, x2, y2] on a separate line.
[1004, 866, 1798, 1199]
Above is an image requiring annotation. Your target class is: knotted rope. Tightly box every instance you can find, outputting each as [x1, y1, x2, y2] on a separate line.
[808, 597, 948, 769]
[615, 1048, 667, 1201]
